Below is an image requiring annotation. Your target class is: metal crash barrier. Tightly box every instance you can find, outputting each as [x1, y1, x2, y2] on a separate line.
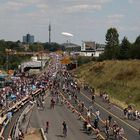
[0, 87, 47, 138]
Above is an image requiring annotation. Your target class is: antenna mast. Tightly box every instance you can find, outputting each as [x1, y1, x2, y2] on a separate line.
[49, 23, 51, 43]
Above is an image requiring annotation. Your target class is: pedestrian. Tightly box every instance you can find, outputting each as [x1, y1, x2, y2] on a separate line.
[87, 123, 92, 135]
[94, 118, 99, 129]
[95, 128, 100, 140]
[50, 98, 55, 109]
[108, 114, 112, 126]
[46, 121, 49, 133]
[105, 125, 110, 139]
[123, 108, 128, 118]
[87, 110, 91, 123]
[78, 113, 82, 120]
[92, 94, 95, 104]
[68, 93, 72, 101]
[95, 110, 100, 116]
[62, 121, 68, 137]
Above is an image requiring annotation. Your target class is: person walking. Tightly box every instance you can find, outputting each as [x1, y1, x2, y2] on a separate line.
[108, 114, 112, 126]
[92, 94, 95, 104]
[62, 121, 68, 137]
[45, 121, 49, 133]
[87, 110, 91, 123]
[50, 98, 55, 109]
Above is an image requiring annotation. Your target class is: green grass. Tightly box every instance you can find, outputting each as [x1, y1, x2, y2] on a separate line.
[73, 60, 140, 110]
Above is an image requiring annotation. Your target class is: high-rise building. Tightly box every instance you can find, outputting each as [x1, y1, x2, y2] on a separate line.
[23, 33, 34, 44]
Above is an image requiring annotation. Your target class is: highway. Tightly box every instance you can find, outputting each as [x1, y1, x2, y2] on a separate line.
[58, 71, 140, 140]
[28, 54, 140, 140]
[77, 89, 139, 140]
[27, 87, 140, 140]
[3, 53, 139, 140]
[28, 95, 98, 140]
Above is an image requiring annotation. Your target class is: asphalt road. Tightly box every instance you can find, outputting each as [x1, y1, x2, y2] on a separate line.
[78, 88, 140, 139]
[28, 95, 98, 140]
[0, 54, 138, 140]
[55, 69, 140, 140]
[59, 73, 140, 140]
[26, 54, 140, 140]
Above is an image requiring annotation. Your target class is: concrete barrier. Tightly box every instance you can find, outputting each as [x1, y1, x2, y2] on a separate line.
[40, 128, 47, 140]
[13, 104, 34, 139]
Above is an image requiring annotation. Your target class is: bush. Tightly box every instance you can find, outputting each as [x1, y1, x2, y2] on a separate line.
[76, 56, 93, 66]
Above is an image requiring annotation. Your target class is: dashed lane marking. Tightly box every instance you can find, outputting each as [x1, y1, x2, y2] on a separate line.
[80, 92, 139, 133]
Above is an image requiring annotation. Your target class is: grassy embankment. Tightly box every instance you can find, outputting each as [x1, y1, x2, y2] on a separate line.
[73, 60, 140, 110]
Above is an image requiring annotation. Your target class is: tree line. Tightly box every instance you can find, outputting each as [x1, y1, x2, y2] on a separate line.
[0, 28, 139, 70]
[99, 28, 140, 60]
[0, 40, 64, 70]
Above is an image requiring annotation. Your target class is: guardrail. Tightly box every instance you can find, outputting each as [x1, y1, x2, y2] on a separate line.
[11, 104, 33, 139]
[60, 93, 105, 140]
[0, 87, 47, 138]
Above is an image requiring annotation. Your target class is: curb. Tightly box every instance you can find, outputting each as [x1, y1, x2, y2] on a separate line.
[40, 128, 47, 140]
[13, 104, 34, 139]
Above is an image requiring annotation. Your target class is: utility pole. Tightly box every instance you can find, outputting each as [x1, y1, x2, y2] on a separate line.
[49, 23, 51, 43]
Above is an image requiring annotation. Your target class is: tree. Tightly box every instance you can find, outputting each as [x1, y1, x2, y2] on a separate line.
[134, 35, 140, 45]
[43, 42, 64, 51]
[119, 36, 131, 59]
[28, 43, 44, 52]
[128, 35, 140, 59]
[104, 28, 119, 59]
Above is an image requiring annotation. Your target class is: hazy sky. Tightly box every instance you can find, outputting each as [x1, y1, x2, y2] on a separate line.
[0, 0, 140, 45]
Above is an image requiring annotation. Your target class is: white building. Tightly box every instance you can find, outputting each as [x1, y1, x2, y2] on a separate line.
[80, 41, 105, 57]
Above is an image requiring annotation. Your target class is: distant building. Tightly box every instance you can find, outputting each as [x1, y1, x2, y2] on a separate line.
[81, 41, 96, 51]
[23, 34, 34, 44]
[62, 43, 81, 52]
[80, 41, 105, 57]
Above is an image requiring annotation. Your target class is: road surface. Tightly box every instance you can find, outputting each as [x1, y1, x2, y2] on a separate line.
[28, 94, 98, 140]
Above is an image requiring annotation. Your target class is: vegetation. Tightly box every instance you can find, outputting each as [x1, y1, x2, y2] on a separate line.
[71, 56, 94, 66]
[73, 60, 140, 109]
[0, 40, 64, 70]
[99, 28, 140, 60]
[43, 42, 64, 52]
[0, 40, 30, 70]
[104, 28, 119, 59]
[71, 28, 140, 110]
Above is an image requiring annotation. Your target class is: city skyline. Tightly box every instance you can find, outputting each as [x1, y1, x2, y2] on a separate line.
[0, 0, 140, 45]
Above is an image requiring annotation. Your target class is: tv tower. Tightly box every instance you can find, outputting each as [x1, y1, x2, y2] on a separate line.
[49, 23, 51, 43]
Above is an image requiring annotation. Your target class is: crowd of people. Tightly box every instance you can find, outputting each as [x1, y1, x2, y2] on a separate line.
[0, 53, 140, 140]
[123, 105, 140, 120]
[46, 65, 131, 140]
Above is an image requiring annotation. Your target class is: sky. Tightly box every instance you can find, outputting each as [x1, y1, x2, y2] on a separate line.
[0, 0, 140, 45]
